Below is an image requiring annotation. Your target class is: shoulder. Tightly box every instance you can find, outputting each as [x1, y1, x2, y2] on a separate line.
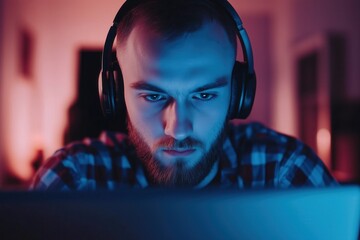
[227, 120, 293, 150]
[227, 120, 337, 187]
[30, 131, 134, 190]
[227, 120, 302, 174]
[48, 131, 131, 169]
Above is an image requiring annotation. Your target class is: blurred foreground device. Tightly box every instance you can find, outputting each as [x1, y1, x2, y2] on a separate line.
[0, 186, 359, 240]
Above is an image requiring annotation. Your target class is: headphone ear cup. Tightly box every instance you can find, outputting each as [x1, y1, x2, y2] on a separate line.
[99, 70, 116, 118]
[112, 62, 126, 115]
[230, 61, 256, 119]
[229, 61, 241, 119]
[98, 63, 126, 118]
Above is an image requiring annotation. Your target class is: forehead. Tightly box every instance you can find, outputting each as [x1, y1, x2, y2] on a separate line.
[117, 20, 235, 87]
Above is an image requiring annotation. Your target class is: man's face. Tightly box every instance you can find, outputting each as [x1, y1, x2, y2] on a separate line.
[118, 20, 235, 187]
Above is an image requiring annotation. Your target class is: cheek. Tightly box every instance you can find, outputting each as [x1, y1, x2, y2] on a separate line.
[193, 94, 230, 145]
[194, 106, 227, 132]
[124, 91, 164, 142]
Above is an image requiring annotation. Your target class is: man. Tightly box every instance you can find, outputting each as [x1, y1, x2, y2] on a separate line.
[31, 0, 336, 190]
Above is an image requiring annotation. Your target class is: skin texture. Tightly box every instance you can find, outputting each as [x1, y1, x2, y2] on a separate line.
[117, 19, 236, 187]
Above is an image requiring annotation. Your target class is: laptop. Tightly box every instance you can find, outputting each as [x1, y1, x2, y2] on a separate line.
[0, 186, 359, 240]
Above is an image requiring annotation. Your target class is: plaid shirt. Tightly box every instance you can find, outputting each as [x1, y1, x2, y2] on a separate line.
[30, 121, 337, 190]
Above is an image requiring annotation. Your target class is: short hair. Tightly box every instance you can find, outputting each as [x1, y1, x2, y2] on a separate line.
[116, 0, 237, 50]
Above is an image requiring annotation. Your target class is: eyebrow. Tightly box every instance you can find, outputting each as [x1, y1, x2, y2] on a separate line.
[130, 77, 229, 93]
[130, 81, 166, 93]
[193, 77, 228, 92]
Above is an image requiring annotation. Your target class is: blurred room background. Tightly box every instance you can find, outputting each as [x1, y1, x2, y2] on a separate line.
[0, 0, 359, 189]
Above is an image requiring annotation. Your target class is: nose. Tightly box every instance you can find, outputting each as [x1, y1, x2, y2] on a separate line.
[164, 101, 192, 141]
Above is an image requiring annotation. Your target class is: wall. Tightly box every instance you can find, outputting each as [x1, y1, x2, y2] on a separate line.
[0, 0, 126, 181]
[291, 0, 360, 101]
[0, 0, 5, 185]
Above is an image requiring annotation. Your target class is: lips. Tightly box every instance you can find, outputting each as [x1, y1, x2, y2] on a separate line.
[163, 148, 196, 157]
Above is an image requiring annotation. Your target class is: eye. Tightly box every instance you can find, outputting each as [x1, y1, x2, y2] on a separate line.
[143, 94, 167, 102]
[193, 92, 216, 101]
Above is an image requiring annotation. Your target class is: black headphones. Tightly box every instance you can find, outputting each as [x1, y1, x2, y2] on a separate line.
[99, 0, 256, 120]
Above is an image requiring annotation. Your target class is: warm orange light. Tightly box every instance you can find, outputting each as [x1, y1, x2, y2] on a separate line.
[316, 128, 331, 168]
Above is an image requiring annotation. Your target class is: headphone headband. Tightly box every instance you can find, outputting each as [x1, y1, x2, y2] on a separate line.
[103, 0, 254, 73]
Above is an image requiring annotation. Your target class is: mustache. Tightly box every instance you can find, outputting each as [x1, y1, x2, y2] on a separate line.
[155, 136, 204, 149]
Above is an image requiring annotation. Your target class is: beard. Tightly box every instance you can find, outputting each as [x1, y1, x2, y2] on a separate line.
[127, 118, 227, 188]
